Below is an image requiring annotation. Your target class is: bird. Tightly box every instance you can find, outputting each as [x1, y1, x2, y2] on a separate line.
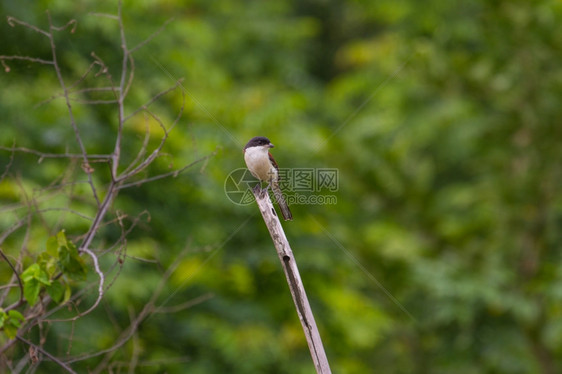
[243, 136, 293, 221]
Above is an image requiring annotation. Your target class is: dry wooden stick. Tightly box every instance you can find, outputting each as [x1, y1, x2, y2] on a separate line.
[252, 187, 331, 374]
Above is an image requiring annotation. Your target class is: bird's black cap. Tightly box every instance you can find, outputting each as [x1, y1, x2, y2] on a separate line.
[244, 136, 273, 149]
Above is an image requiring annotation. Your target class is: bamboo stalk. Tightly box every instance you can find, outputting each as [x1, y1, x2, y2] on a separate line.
[252, 187, 331, 374]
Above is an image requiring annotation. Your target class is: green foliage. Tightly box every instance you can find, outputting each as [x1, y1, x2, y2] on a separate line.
[0, 309, 24, 340]
[21, 264, 51, 306]
[21, 231, 84, 306]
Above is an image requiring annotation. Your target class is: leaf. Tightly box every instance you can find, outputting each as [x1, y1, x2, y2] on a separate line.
[3, 323, 18, 339]
[38, 252, 58, 277]
[57, 234, 87, 280]
[47, 281, 65, 304]
[35, 268, 51, 286]
[8, 310, 24, 324]
[23, 279, 41, 306]
[63, 283, 71, 304]
[21, 264, 40, 283]
[46, 235, 58, 257]
[21, 263, 51, 285]
[3, 311, 24, 340]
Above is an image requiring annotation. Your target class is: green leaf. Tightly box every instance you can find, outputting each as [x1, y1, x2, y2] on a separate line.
[3, 324, 18, 339]
[56, 230, 68, 247]
[23, 279, 41, 306]
[8, 310, 24, 324]
[23, 263, 50, 285]
[57, 233, 87, 280]
[0, 309, 6, 329]
[21, 263, 40, 283]
[38, 252, 58, 277]
[3, 311, 24, 340]
[63, 283, 71, 304]
[47, 281, 65, 304]
[35, 268, 51, 286]
[46, 235, 58, 258]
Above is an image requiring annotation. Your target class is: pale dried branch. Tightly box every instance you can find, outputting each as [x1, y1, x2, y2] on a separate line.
[0, 55, 54, 72]
[129, 17, 174, 54]
[0, 146, 110, 162]
[115, 109, 169, 182]
[127, 307, 140, 374]
[65, 245, 194, 366]
[79, 181, 117, 252]
[121, 114, 152, 176]
[153, 292, 214, 314]
[0, 215, 27, 245]
[123, 78, 184, 123]
[88, 13, 118, 20]
[6, 16, 50, 37]
[49, 18, 77, 33]
[0, 247, 24, 307]
[35, 57, 115, 107]
[117, 151, 216, 190]
[252, 188, 332, 373]
[46, 11, 101, 207]
[70, 98, 119, 105]
[48, 247, 105, 322]
[16, 336, 77, 374]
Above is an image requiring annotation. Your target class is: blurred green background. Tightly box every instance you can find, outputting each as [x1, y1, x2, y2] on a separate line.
[1, 0, 562, 373]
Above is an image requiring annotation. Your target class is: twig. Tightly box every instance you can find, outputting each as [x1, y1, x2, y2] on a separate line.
[129, 17, 174, 54]
[153, 293, 214, 314]
[0, 247, 24, 306]
[123, 78, 184, 123]
[0, 146, 110, 161]
[46, 11, 101, 207]
[117, 151, 216, 190]
[65, 244, 193, 366]
[16, 336, 77, 374]
[47, 247, 105, 322]
[6, 16, 50, 37]
[251, 188, 331, 374]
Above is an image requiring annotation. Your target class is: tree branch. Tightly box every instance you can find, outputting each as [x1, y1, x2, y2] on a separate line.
[251, 188, 331, 374]
[16, 336, 77, 374]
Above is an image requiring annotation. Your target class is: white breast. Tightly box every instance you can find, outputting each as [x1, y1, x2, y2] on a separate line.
[244, 146, 277, 182]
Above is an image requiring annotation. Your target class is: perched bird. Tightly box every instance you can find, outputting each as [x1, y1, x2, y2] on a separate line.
[244, 136, 293, 221]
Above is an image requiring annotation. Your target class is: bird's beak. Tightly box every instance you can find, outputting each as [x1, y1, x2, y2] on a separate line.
[268, 144, 275, 148]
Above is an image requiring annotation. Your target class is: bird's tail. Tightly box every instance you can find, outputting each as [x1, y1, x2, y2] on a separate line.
[272, 183, 293, 221]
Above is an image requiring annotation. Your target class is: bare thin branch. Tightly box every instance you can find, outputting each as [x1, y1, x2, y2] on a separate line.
[116, 108, 169, 182]
[65, 245, 193, 365]
[88, 12, 119, 20]
[153, 293, 214, 314]
[70, 98, 119, 105]
[46, 11, 101, 207]
[0, 55, 54, 66]
[121, 114, 152, 176]
[6, 16, 50, 37]
[48, 247, 104, 322]
[50, 19, 77, 33]
[16, 336, 77, 374]
[0, 247, 24, 306]
[1, 142, 15, 181]
[35, 57, 116, 107]
[123, 78, 184, 123]
[129, 18, 174, 54]
[0, 146, 110, 161]
[117, 151, 216, 190]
